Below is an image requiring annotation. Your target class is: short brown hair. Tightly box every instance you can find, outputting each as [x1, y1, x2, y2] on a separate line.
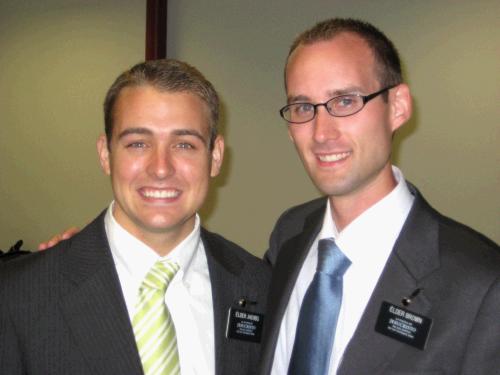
[287, 18, 403, 88]
[103, 59, 219, 149]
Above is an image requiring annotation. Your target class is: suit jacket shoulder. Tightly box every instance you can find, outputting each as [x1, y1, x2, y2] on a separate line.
[264, 196, 326, 265]
[394, 185, 499, 282]
[203, 227, 271, 287]
[0, 212, 143, 375]
[433, 202, 498, 259]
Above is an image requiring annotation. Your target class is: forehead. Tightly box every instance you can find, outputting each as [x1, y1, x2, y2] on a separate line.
[286, 33, 379, 98]
[112, 85, 211, 136]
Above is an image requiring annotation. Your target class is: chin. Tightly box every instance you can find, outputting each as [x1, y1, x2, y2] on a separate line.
[314, 180, 355, 198]
[147, 218, 178, 231]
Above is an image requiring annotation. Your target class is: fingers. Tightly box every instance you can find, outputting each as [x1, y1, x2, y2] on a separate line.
[37, 226, 80, 251]
[61, 226, 80, 240]
[38, 235, 62, 251]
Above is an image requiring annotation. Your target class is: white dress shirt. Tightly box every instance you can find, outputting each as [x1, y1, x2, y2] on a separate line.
[104, 203, 215, 375]
[271, 166, 415, 375]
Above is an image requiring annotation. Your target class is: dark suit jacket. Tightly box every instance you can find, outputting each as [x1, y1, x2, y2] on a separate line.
[0, 212, 270, 375]
[259, 185, 500, 375]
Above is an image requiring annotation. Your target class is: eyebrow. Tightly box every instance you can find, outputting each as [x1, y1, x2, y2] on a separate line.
[326, 86, 364, 97]
[287, 95, 311, 104]
[117, 127, 208, 145]
[287, 86, 365, 104]
[117, 127, 153, 140]
[172, 129, 208, 144]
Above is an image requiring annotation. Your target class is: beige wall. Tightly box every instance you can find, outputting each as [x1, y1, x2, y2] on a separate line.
[1, 0, 498, 255]
[0, 0, 144, 251]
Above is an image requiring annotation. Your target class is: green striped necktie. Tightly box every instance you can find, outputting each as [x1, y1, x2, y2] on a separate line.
[133, 260, 181, 375]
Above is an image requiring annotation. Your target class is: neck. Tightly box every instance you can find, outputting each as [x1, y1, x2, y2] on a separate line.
[116, 218, 195, 258]
[330, 166, 397, 231]
[139, 231, 188, 257]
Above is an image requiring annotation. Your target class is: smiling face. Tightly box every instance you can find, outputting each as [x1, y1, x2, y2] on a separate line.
[97, 85, 224, 254]
[285, 33, 411, 223]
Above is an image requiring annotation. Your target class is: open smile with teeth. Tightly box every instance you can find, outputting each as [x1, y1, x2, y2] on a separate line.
[141, 189, 180, 199]
[318, 152, 351, 162]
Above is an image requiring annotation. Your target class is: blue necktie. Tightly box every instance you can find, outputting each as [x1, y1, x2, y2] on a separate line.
[288, 238, 351, 375]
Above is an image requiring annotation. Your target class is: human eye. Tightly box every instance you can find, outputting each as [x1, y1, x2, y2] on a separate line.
[328, 95, 360, 116]
[292, 103, 314, 114]
[175, 142, 195, 150]
[336, 95, 356, 108]
[126, 141, 147, 149]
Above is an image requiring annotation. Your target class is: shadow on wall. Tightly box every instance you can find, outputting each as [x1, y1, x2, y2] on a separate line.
[392, 64, 419, 166]
[392, 97, 419, 166]
[200, 99, 231, 222]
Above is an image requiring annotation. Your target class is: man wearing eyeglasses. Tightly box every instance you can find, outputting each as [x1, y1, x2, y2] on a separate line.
[259, 18, 500, 375]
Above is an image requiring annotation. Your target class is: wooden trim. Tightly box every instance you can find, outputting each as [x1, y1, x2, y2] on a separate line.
[145, 0, 168, 60]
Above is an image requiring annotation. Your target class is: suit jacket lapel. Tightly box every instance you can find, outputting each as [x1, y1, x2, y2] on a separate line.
[260, 202, 325, 374]
[202, 229, 247, 375]
[339, 189, 440, 374]
[202, 228, 268, 375]
[58, 213, 144, 375]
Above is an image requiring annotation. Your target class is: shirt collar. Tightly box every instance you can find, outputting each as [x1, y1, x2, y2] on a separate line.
[318, 166, 415, 263]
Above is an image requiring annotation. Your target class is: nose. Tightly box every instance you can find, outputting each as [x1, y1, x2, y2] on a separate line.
[147, 147, 175, 179]
[312, 106, 341, 143]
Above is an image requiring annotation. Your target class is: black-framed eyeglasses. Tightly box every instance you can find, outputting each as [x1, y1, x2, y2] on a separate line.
[279, 85, 396, 124]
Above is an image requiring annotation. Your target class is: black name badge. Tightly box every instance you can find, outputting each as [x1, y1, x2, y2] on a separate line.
[375, 301, 432, 350]
[226, 308, 264, 343]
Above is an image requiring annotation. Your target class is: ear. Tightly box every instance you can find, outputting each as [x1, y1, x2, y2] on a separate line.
[210, 135, 225, 177]
[389, 83, 412, 132]
[97, 134, 111, 176]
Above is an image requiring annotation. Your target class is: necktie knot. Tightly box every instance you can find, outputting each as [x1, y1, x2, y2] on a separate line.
[141, 260, 180, 293]
[317, 238, 351, 278]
